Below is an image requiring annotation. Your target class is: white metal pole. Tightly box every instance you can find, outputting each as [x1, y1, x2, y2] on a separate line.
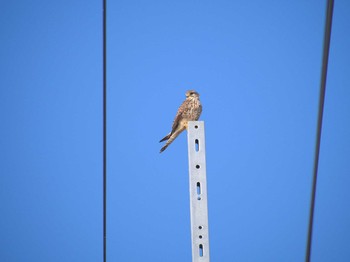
[187, 121, 210, 262]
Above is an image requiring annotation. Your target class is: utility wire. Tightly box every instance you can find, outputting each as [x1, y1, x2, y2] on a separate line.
[103, 0, 107, 261]
[305, 0, 334, 261]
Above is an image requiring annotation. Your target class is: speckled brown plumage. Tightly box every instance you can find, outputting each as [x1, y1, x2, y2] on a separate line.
[160, 90, 202, 153]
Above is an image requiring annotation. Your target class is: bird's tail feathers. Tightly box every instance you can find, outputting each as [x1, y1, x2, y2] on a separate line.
[160, 136, 175, 153]
[159, 128, 185, 153]
[160, 144, 168, 153]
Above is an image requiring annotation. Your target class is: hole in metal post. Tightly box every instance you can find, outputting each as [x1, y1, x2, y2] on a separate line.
[196, 165, 200, 169]
[198, 226, 203, 230]
[199, 235, 203, 239]
[196, 182, 201, 195]
[195, 125, 198, 129]
[195, 139, 199, 152]
[199, 244, 203, 257]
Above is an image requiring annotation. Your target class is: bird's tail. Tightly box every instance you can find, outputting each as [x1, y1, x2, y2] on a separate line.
[159, 128, 185, 153]
[160, 137, 174, 153]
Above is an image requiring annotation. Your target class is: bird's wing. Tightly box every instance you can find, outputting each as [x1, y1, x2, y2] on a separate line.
[170, 99, 188, 135]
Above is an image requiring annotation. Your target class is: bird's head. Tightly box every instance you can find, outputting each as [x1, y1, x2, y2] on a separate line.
[185, 90, 200, 98]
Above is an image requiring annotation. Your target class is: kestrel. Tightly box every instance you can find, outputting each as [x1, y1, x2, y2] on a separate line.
[159, 90, 202, 153]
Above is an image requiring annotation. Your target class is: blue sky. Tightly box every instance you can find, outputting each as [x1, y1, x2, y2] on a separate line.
[1, 0, 350, 261]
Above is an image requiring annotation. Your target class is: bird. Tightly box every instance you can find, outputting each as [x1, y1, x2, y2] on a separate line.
[159, 90, 202, 153]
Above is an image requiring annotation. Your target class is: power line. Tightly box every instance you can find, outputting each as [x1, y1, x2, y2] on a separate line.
[305, 0, 334, 261]
[103, 0, 107, 261]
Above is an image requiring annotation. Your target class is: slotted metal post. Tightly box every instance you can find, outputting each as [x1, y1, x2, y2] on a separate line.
[187, 121, 210, 262]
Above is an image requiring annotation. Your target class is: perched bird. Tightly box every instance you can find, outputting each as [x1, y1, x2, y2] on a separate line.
[160, 90, 202, 153]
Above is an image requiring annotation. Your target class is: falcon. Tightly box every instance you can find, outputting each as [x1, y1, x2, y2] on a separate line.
[160, 90, 202, 153]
